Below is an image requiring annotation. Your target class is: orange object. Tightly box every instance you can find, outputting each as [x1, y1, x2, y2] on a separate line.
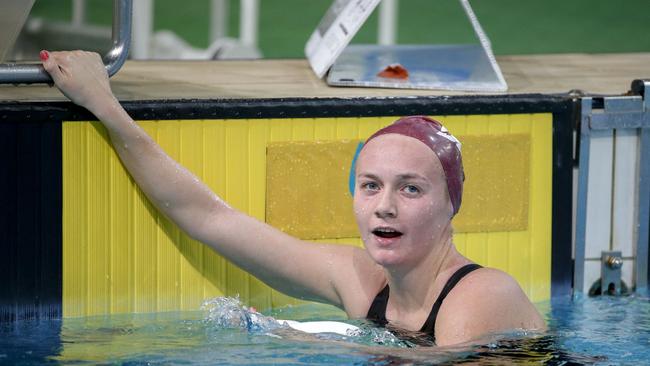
[377, 63, 409, 79]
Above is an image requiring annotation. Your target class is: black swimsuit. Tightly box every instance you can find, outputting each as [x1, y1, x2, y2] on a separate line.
[366, 263, 483, 346]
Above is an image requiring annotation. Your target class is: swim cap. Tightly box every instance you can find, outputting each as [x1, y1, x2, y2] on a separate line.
[361, 116, 464, 216]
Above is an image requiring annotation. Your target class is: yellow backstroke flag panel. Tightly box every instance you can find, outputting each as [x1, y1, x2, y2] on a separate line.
[62, 114, 552, 317]
[455, 134, 530, 232]
[266, 140, 360, 239]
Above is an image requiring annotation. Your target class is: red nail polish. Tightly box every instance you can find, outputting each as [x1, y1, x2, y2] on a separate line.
[39, 50, 49, 61]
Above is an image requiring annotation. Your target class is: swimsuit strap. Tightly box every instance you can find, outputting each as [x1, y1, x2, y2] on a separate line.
[366, 284, 390, 325]
[366, 263, 483, 343]
[420, 263, 483, 335]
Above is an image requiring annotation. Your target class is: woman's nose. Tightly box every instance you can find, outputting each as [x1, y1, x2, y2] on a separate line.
[375, 191, 397, 218]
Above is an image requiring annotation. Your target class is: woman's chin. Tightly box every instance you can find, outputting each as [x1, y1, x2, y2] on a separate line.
[368, 249, 408, 268]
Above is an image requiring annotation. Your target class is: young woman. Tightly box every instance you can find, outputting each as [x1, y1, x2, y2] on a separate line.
[40, 50, 545, 346]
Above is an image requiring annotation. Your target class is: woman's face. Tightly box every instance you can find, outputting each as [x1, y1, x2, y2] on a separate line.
[353, 134, 453, 269]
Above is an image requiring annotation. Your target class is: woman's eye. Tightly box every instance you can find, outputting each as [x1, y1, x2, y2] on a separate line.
[361, 182, 379, 191]
[403, 185, 420, 194]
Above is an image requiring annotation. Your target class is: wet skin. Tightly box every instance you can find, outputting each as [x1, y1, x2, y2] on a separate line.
[354, 133, 454, 273]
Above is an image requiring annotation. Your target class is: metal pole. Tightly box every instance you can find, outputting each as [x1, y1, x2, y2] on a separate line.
[105, 0, 132, 76]
[630, 79, 650, 293]
[210, 0, 229, 42]
[72, 0, 87, 26]
[637, 128, 650, 292]
[0, 0, 131, 83]
[131, 0, 152, 59]
[574, 97, 593, 294]
[378, 0, 397, 45]
[240, 0, 258, 47]
[636, 83, 650, 291]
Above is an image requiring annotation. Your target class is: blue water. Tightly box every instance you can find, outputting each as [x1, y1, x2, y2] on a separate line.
[1, 294, 649, 365]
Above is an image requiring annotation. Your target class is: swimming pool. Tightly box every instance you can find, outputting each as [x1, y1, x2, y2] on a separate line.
[2, 293, 648, 365]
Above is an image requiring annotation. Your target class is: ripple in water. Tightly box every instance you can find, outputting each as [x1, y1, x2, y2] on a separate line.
[200, 296, 410, 347]
[201, 296, 284, 332]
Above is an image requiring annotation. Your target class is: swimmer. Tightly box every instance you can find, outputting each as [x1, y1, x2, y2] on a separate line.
[40, 50, 545, 346]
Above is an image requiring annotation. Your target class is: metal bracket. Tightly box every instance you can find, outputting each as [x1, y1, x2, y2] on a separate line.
[601, 251, 623, 295]
[0, 0, 132, 84]
[589, 96, 650, 130]
[575, 79, 650, 294]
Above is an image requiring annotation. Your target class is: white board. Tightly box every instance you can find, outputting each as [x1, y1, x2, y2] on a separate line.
[305, 0, 381, 79]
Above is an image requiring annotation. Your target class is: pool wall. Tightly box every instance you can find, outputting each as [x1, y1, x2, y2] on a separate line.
[0, 119, 62, 321]
[0, 95, 574, 320]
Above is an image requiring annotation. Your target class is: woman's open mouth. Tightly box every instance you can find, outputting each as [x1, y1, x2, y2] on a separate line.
[372, 227, 403, 239]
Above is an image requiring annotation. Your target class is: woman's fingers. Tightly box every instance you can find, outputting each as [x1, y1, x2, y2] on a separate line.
[40, 50, 66, 85]
[39, 50, 115, 114]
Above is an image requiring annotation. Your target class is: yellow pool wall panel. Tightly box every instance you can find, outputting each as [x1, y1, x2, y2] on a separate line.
[62, 114, 552, 317]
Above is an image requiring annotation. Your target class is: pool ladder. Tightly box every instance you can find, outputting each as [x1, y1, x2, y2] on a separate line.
[0, 0, 132, 84]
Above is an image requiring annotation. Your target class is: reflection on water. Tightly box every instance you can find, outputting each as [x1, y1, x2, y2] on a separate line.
[1, 293, 649, 365]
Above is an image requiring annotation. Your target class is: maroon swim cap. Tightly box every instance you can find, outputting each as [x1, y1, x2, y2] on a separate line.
[364, 116, 465, 216]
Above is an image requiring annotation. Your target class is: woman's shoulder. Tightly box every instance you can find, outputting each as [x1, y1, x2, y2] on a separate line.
[434, 266, 545, 346]
[439, 265, 523, 299]
[444, 266, 536, 312]
[461, 266, 522, 292]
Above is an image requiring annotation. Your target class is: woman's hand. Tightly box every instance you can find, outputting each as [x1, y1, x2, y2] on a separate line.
[40, 50, 118, 117]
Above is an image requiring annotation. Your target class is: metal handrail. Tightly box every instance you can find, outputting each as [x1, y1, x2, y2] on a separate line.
[0, 0, 131, 84]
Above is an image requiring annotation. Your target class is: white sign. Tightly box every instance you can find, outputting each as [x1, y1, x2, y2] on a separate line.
[305, 0, 381, 79]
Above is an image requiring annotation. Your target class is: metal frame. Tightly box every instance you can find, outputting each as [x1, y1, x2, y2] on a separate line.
[574, 98, 591, 294]
[0, 0, 131, 84]
[575, 79, 650, 294]
[635, 80, 650, 292]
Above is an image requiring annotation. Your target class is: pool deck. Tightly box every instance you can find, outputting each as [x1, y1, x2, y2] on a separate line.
[0, 52, 649, 101]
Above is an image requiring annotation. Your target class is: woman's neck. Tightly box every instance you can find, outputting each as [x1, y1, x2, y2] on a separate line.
[383, 240, 471, 331]
[385, 236, 456, 312]
[385, 216, 472, 315]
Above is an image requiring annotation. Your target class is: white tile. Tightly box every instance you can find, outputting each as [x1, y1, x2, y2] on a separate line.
[585, 132, 613, 259]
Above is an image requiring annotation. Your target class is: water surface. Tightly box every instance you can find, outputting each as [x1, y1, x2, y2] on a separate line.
[1, 293, 648, 365]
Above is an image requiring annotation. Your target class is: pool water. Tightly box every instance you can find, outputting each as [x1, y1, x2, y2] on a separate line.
[1, 293, 649, 365]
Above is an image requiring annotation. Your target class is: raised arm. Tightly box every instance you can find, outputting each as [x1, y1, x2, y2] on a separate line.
[41, 50, 382, 312]
[41, 51, 223, 242]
